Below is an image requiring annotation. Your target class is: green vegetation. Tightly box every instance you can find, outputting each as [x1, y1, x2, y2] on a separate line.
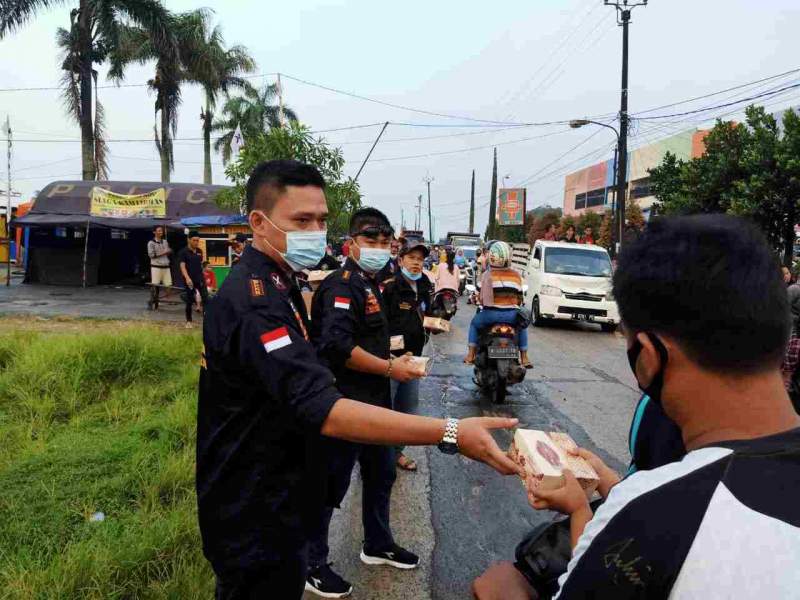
[0, 319, 213, 599]
[649, 105, 800, 266]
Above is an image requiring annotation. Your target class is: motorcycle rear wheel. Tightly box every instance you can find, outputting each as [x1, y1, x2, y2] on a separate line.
[492, 376, 507, 404]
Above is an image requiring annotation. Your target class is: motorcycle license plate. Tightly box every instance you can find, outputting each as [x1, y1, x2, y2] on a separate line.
[488, 345, 518, 359]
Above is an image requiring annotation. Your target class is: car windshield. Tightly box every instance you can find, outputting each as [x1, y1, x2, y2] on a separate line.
[544, 247, 612, 277]
[460, 248, 477, 260]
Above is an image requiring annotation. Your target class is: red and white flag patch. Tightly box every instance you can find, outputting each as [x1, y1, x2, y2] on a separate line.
[260, 327, 292, 353]
[334, 296, 351, 310]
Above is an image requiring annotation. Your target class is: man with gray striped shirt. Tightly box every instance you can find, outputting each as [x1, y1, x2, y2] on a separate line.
[147, 226, 172, 310]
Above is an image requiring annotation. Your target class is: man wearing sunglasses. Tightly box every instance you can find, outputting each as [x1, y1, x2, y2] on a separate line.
[307, 208, 426, 597]
[199, 162, 521, 600]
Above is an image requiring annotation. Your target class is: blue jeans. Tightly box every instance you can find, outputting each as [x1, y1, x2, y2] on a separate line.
[391, 378, 420, 453]
[468, 307, 528, 350]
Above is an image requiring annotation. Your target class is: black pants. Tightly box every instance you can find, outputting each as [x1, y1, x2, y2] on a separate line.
[308, 440, 396, 566]
[214, 551, 307, 600]
[184, 283, 209, 322]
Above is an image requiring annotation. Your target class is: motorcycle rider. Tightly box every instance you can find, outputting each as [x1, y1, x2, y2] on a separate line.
[464, 241, 532, 368]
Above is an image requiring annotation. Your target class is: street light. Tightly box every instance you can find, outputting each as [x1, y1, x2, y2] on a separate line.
[570, 118, 622, 255]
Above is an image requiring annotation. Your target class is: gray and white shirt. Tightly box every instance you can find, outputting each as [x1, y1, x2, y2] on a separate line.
[148, 238, 171, 268]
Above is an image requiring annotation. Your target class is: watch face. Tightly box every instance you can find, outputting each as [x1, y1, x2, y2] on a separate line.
[438, 441, 459, 455]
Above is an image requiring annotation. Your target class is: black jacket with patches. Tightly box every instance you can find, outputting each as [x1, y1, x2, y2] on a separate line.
[197, 245, 341, 571]
[381, 269, 433, 357]
[310, 257, 391, 408]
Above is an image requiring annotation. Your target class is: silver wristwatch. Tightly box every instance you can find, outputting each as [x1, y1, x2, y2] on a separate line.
[438, 418, 459, 455]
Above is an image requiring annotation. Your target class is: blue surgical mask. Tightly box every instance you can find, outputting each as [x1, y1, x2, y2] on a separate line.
[354, 243, 391, 273]
[401, 267, 422, 281]
[259, 212, 327, 271]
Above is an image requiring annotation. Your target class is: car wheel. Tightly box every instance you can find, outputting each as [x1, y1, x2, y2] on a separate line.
[532, 297, 545, 327]
[601, 323, 618, 333]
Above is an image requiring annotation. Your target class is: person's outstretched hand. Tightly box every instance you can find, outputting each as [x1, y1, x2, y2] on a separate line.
[457, 417, 523, 476]
[528, 470, 590, 516]
[568, 446, 621, 498]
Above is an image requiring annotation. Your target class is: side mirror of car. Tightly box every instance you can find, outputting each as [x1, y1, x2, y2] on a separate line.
[532, 258, 541, 269]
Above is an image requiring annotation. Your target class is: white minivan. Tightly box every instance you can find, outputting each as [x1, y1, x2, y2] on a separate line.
[524, 241, 620, 332]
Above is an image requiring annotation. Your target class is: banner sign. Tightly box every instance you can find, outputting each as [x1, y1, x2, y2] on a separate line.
[90, 187, 166, 218]
[497, 188, 526, 226]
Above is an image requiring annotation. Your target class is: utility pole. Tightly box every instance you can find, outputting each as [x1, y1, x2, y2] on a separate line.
[486, 148, 498, 240]
[415, 195, 422, 230]
[5, 116, 11, 286]
[277, 73, 286, 129]
[401, 207, 405, 230]
[469, 169, 475, 234]
[423, 174, 434, 242]
[606, 0, 647, 255]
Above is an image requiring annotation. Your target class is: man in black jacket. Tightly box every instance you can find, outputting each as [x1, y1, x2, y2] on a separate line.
[382, 240, 433, 471]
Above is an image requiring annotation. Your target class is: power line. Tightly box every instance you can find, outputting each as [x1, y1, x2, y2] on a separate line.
[368, 128, 572, 163]
[279, 72, 573, 127]
[515, 128, 607, 187]
[632, 67, 800, 116]
[637, 81, 800, 121]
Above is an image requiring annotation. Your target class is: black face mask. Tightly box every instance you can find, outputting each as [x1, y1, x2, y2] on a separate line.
[627, 332, 669, 406]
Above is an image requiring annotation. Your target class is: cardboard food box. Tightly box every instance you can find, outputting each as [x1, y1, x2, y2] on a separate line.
[423, 316, 451, 333]
[306, 270, 333, 290]
[409, 356, 431, 376]
[508, 430, 599, 496]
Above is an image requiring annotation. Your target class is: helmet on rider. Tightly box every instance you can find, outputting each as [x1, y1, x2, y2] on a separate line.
[487, 240, 511, 268]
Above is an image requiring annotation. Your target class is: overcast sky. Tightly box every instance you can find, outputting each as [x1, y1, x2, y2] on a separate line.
[1, 0, 799, 237]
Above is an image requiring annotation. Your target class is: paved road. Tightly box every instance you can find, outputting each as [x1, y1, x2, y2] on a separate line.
[0, 282, 638, 599]
[314, 295, 639, 600]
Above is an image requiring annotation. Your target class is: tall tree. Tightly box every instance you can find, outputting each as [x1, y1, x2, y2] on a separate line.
[118, 8, 213, 182]
[469, 169, 475, 233]
[218, 122, 361, 240]
[1, 0, 175, 181]
[485, 148, 498, 240]
[651, 105, 800, 265]
[191, 25, 255, 184]
[213, 84, 298, 164]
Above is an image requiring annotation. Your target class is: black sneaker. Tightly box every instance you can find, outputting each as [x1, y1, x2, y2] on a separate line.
[360, 543, 419, 570]
[305, 563, 353, 598]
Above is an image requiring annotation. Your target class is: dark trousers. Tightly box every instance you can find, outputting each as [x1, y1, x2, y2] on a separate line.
[184, 283, 209, 322]
[308, 441, 396, 566]
[214, 550, 307, 600]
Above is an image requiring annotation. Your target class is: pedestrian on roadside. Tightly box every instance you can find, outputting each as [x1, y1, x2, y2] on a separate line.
[376, 238, 402, 284]
[230, 233, 247, 266]
[382, 239, 434, 472]
[202, 261, 218, 294]
[147, 225, 172, 310]
[197, 159, 521, 600]
[314, 244, 341, 271]
[434, 249, 460, 293]
[560, 225, 578, 243]
[580, 225, 595, 245]
[178, 231, 208, 328]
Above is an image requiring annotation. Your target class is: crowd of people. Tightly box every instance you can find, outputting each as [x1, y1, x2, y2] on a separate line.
[139, 158, 800, 599]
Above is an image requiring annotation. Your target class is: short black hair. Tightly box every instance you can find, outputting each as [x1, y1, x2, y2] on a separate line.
[349, 207, 393, 237]
[245, 159, 326, 214]
[613, 214, 790, 373]
[188, 230, 200, 239]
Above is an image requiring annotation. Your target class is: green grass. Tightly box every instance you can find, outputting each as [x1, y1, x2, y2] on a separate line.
[0, 320, 215, 599]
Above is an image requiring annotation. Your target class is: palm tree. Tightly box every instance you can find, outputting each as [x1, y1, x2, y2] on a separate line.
[118, 9, 210, 183]
[213, 83, 298, 165]
[191, 26, 256, 184]
[1, 0, 174, 181]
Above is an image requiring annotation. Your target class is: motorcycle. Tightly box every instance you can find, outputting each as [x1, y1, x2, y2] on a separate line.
[458, 269, 467, 296]
[465, 283, 528, 404]
[430, 287, 459, 320]
[464, 262, 478, 304]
